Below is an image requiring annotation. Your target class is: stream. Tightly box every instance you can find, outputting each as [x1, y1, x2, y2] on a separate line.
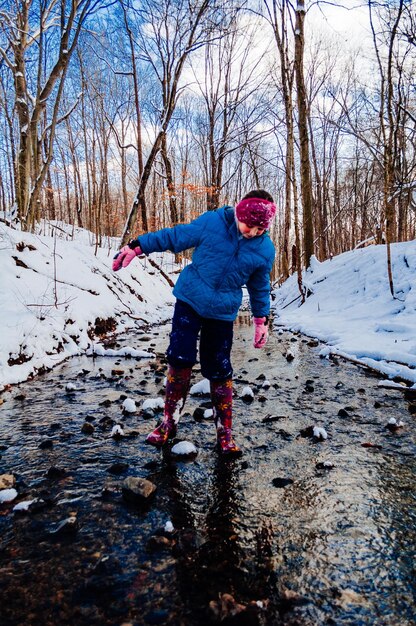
[0, 314, 415, 626]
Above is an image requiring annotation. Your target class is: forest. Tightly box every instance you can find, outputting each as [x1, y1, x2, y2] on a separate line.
[0, 0, 415, 284]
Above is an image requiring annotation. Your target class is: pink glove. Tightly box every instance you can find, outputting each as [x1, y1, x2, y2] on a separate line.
[253, 316, 269, 348]
[112, 242, 142, 271]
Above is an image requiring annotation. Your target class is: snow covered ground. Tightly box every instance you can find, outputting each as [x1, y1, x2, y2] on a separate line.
[1, 221, 415, 390]
[272, 241, 416, 386]
[0, 222, 176, 388]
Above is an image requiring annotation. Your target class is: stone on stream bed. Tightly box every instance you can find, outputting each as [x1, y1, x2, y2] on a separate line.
[107, 462, 129, 475]
[81, 421, 95, 435]
[45, 465, 67, 479]
[49, 515, 79, 537]
[272, 477, 294, 488]
[122, 477, 156, 505]
[0, 473, 15, 489]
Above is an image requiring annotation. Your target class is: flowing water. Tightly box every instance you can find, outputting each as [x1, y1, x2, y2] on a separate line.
[0, 314, 415, 626]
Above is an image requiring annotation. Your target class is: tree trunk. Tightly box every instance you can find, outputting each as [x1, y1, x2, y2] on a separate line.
[294, 0, 314, 268]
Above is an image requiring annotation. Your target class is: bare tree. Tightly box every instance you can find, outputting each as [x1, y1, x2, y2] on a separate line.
[120, 0, 215, 244]
[0, 0, 102, 230]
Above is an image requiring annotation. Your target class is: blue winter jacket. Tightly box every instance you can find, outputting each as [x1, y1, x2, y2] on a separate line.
[138, 206, 275, 321]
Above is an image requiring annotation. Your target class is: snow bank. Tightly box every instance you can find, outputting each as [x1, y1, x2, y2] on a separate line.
[273, 241, 416, 385]
[0, 222, 177, 387]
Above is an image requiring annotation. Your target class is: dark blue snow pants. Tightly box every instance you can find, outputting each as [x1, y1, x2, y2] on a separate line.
[166, 299, 233, 381]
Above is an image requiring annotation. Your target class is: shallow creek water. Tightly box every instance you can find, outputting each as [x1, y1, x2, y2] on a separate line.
[0, 314, 415, 626]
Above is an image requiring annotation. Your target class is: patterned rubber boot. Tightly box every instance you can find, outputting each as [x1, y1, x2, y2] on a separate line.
[210, 378, 242, 457]
[146, 365, 192, 447]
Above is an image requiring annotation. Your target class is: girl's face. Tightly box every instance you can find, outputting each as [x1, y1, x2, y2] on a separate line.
[237, 221, 265, 238]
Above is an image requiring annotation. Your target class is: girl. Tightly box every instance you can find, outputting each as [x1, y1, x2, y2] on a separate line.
[113, 190, 276, 456]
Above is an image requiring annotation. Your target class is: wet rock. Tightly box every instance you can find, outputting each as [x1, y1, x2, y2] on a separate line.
[338, 408, 350, 418]
[305, 384, 314, 392]
[374, 401, 382, 408]
[257, 395, 267, 403]
[92, 554, 121, 576]
[408, 403, 416, 415]
[111, 369, 124, 376]
[298, 426, 314, 438]
[81, 422, 95, 435]
[107, 462, 129, 475]
[275, 429, 292, 441]
[262, 414, 287, 423]
[256, 373, 266, 380]
[285, 351, 295, 362]
[361, 442, 383, 449]
[39, 439, 54, 450]
[385, 418, 404, 432]
[45, 466, 67, 479]
[335, 381, 344, 389]
[316, 461, 335, 470]
[0, 473, 15, 490]
[101, 487, 119, 501]
[143, 460, 159, 470]
[241, 386, 254, 402]
[144, 609, 170, 625]
[122, 477, 156, 505]
[50, 516, 78, 537]
[173, 528, 203, 555]
[15, 393, 26, 401]
[209, 592, 246, 622]
[146, 535, 174, 552]
[272, 477, 294, 488]
[100, 399, 112, 407]
[193, 406, 213, 421]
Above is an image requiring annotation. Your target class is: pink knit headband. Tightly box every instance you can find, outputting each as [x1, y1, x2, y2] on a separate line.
[235, 197, 277, 230]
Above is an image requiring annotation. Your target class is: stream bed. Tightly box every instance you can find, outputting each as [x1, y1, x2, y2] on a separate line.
[0, 314, 415, 626]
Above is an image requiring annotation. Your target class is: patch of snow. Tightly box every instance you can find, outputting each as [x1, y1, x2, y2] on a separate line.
[388, 417, 404, 427]
[122, 398, 136, 413]
[13, 499, 36, 511]
[313, 426, 328, 440]
[142, 397, 165, 411]
[0, 221, 178, 387]
[204, 408, 214, 419]
[241, 385, 254, 398]
[111, 424, 124, 437]
[171, 441, 197, 456]
[190, 378, 210, 395]
[273, 240, 416, 384]
[86, 345, 154, 358]
[65, 382, 77, 391]
[0, 488, 18, 503]
[164, 520, 174, 533]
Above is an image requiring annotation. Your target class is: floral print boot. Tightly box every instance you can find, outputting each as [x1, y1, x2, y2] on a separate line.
[146, 365, 192, 447]
[210, 378, 242, 457]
